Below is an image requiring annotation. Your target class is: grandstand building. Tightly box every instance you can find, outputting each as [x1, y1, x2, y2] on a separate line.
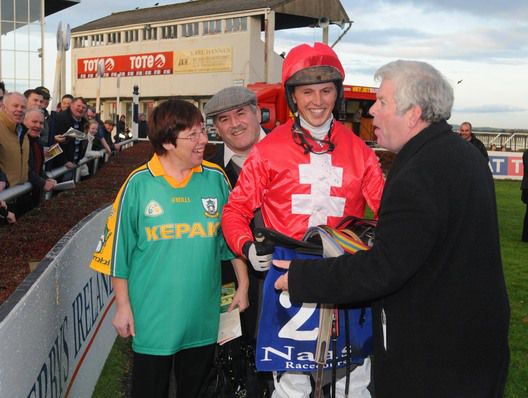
[70, 0, 349, 124]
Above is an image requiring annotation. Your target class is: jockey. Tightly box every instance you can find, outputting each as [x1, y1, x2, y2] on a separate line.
[221, 42, 385, 398]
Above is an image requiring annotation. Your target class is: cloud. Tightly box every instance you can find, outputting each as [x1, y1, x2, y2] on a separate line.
[342, 28, 428, 46]
[333, 20, 528, 65]
[455, 105, 527, 113]
[344, 0, 528, 20]
[338, 0, 528, 64]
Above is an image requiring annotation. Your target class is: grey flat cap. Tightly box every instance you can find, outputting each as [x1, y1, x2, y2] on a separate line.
[204, 86, 257, 118]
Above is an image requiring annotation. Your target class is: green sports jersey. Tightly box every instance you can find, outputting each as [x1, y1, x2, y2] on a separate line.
[91, 154, 234, 355]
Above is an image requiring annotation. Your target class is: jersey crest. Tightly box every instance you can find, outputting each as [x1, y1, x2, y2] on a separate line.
[145, 200, 164, 217]
[202, 197, 219, 218]
[94, 224, 110, 253]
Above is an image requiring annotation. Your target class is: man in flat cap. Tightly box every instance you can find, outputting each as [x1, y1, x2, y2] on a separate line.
[204, 86, 266, 187]
[204, 85, 271, 395]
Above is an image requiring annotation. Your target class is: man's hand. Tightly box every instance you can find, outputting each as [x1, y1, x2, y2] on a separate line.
[43, 179, 57, 192]
[54, 134, 66, 144]
[272, 260, 291, 269]
[243, 239, 274, 272]
[274, 273, 289, 291]
[6, 211, 16, 224]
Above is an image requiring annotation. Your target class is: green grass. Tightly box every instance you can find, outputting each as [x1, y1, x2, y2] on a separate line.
[92, 337, 132, 398]
[496, 180, 528, 398]
[93, 180, 528, 397]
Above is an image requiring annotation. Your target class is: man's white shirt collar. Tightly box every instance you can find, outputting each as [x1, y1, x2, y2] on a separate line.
[224, 128, 266, 168]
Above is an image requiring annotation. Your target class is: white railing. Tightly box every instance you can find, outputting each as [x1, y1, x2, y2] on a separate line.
[475, 131, 528, 151]
[0, 138, 135, 203]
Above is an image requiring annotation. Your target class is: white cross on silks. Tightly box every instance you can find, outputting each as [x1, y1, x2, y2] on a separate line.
[291, 153, 345, 227]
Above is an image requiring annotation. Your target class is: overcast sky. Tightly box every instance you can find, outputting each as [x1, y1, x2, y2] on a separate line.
[43, 0, 528, 129]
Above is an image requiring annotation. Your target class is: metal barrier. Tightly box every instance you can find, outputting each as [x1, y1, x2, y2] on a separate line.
[477, 132, 528, 151]
[0, 138, 135, 203]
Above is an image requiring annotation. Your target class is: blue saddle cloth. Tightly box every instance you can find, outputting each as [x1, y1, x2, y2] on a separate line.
[255, 246, 372, 372]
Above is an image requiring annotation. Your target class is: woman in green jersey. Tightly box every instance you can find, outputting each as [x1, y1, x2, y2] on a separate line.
[91, 99, 249, 398]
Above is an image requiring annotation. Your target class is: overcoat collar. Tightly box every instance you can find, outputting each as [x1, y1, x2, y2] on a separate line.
[386, 120, 453, 183]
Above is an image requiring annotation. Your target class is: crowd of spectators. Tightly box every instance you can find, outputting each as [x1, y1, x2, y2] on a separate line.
[0, 81, 131, 225]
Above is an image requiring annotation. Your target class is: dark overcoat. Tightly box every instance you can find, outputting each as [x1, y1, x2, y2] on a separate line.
[288, 121, 510, 397]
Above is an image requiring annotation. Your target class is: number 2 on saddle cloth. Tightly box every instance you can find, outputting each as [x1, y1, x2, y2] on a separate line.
[254, 217, 376, 372]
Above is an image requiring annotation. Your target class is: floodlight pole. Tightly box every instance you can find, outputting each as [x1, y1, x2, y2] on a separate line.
[116, 73, 121, 127]
[132, 85, 139, 141]
[96, 60, 104, 115]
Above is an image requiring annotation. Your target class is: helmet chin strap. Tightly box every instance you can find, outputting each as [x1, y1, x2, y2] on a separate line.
[292, 115, 335, 154]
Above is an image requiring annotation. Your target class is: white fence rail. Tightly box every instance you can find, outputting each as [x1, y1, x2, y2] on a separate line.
[0, 139, 134, 203]
[474, 131, 528, 152]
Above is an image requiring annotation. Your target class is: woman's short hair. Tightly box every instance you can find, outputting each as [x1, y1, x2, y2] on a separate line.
[374, 60, 453, 123]
[148, 99, 203, 155]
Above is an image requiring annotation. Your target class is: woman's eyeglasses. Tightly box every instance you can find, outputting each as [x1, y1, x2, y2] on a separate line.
[175, 127, 207, 142]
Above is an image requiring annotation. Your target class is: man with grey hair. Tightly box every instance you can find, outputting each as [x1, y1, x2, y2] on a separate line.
[274, 60, 510, 397]
[0, 92, 28, 188]
[25, 108, 57, 208]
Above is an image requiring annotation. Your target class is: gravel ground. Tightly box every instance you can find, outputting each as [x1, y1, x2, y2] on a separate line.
[0, 142, 152, 305]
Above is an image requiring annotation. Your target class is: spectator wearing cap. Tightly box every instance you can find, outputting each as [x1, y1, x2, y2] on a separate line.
[204, 86, 266, 187]
[34, 86, 52, 146]
[34, 86, 51, 107]
[204, 85, 270, 393]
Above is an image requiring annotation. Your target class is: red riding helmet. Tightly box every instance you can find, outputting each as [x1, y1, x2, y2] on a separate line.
[282, 42, 345, 114]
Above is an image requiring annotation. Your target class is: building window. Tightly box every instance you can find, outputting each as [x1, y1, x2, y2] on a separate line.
[161, 25, 177, 39]
[91, 34, 104, 46]
[225, 17, 247, 32]
[143, 25, 157, 40]
[107, 31, 121, 44]
[203, 20, 221, 35]
[124, 29, 139, 43]
[74, 36, 89, 48]
[73, 37, 81, 48]
[182, 22, 199, 37]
